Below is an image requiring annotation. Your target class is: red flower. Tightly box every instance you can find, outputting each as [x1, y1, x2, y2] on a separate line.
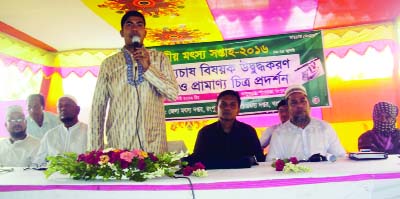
[78, 150, 102, 165]
[120, 160, 130, 169]
[107, 150, 123, 163]
[275, 159, 285, 171]
[77, 154, 86, 162]
[289, 157, 299, 164]
[182, 166, 194, 176]
[148, 153, 159, 162]
[193, 162, 205, 170]
[137, 159, 147, 170]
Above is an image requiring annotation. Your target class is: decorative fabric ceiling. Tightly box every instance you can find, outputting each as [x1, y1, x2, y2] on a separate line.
[1, 0, 399, 52]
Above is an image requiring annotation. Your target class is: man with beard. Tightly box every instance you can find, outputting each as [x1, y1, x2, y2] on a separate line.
[266, 85, 345, 161]
[358, 102, 400, 154]
[26, 94, 61, 139]
[0, 105, 40, 166]
[33, 95, 87, 166]
[184, 90, 265, 169]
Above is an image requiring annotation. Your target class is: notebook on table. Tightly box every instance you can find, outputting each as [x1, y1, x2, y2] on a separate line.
[348, 151, 388, 160]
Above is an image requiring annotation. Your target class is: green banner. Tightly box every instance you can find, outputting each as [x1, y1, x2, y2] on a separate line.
[152, 30, 329, 120]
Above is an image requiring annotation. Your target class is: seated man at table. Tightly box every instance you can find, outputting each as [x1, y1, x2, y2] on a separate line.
[33, 95, 87, 166]
[267, 85, 346, 161]
[358, 101, 400, 154]
[26, 94, 61, 140]
[184, 90, 265, 169]
[259, 99, 289, 150]
[0, 105, 40, 167]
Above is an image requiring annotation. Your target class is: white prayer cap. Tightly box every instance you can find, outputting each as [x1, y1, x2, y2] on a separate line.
[6, 105, 24, 120]
[58, 94, 78, 105]
[284, 84, 307, 99]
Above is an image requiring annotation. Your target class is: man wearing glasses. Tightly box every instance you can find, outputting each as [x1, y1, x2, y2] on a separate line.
[0, 105, 40, 167]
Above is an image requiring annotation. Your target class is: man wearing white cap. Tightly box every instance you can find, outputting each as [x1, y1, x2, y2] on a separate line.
[0, 105, 40, 167]
[33, 95, 87, 166]
[266, 84, 345, 161]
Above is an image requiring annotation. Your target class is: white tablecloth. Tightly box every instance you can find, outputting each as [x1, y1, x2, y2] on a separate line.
[1, 155, 400, 199]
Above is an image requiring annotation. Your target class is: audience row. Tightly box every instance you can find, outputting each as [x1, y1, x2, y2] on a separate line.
[0, 85, 399, 169]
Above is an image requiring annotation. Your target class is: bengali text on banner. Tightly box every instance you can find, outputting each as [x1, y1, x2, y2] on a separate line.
[152, 30, 330, 120]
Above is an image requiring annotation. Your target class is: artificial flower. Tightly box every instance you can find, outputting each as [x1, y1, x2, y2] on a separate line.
[98, 155, 110, 165]
[45, 149, 208, 182]
[271, 157, 311, 173]
[275, 159, 285, 171]
[132, 149, 148, 159]
[192, 169, 208, 177]
[182, 162, 206, 176]
[182, 166, 194, 176]
[120, 151, 134, 163]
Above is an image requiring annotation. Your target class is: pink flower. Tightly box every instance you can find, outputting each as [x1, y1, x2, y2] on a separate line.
[120, 151, 135, 163]
[289, 157, 298, 164]
[275, 159, 285, 171]
[132, 149, 148, 160]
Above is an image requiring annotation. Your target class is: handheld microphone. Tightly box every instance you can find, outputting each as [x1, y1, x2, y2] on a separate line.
[132, 36, 141, 50]
[131, 36, 144, 151]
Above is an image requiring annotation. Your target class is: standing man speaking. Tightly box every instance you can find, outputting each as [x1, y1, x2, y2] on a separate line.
[90, 11, 179, 153]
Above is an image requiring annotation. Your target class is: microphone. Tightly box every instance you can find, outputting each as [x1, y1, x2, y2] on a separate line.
[132, 36, 141, 50]
[131, 36, 141, 72]
[131, 37, 144, 150]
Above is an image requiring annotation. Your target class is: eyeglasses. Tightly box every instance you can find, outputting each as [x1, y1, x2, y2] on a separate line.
[7, 118, 25, 123]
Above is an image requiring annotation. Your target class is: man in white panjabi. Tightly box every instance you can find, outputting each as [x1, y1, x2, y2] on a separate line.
[0, 105, 40, 167]
[33, 95, 87, 166]
[26, 94, 61, 139]
[267, 85, 345, 161]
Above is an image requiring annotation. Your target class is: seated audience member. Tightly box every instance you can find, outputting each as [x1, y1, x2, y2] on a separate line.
[267, 85, 346, 161]
[184, 90, 265, 169]
[0, 105, 40, 167]
[358, 102, 400, 154]
[33, 95, 87, 166]
[26, 94, 61, 139]
[259, 99, 289, 149]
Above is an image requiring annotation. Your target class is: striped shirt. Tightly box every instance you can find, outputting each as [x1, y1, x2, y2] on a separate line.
[89, 48, 178, 154]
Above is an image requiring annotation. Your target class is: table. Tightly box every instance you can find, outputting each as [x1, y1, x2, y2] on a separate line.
[1, 155, 400, 199]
